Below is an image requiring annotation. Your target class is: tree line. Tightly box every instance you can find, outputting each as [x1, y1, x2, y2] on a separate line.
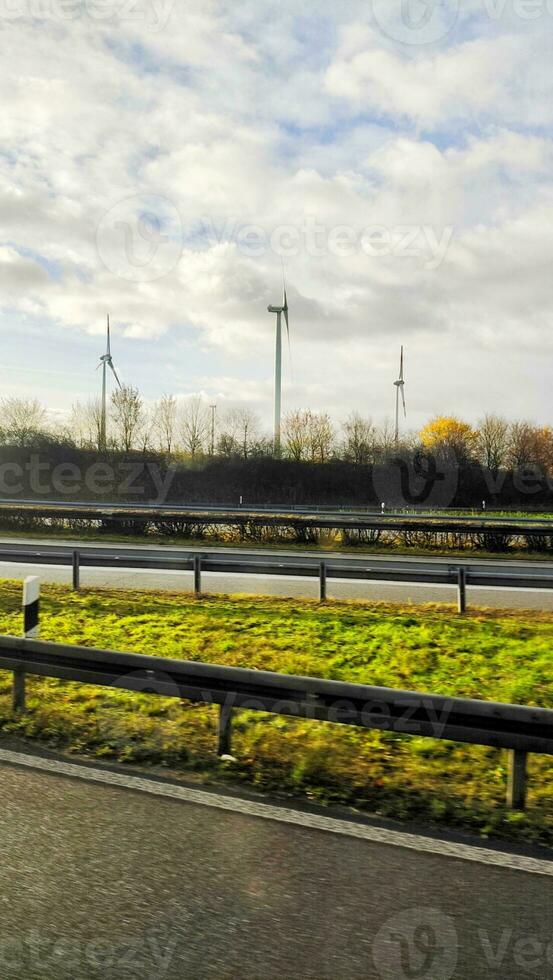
[2, 394, 553, 474]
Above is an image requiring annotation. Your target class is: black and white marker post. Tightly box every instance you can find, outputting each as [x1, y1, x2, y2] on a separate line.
[23, 576, 40, 639]
[15, 576, 40, 712]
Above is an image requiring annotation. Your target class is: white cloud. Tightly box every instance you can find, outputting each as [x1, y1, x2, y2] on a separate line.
[1, 3, 553, 426]
[326, 27, 521, 126]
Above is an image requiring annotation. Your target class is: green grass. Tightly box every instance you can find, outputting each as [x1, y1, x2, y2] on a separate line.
[0, 581, 552, 847]
[4, 523, 553, 563]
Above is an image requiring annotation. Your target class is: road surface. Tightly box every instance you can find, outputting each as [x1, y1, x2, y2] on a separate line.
[1, 497, 552, 526]
[1, 536, 553, 609]
[0, 750, 552, 979]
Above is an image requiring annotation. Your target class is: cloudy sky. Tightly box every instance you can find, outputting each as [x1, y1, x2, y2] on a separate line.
[1, 0, 552, 432]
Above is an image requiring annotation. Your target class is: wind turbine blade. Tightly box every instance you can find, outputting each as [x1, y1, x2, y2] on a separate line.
[107, 315, 111, 356]
[401, 385, 406, 418]
[399, 345, 404, 381]
[109, 361, 122, 389]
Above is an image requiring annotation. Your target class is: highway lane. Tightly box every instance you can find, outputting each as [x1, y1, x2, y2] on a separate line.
[4, 534, 553, 571]
[0, 752, 552, 979]
[2, 536, 553, 609]
[1, 497, 553, 530]
[0, 495, 552, 521]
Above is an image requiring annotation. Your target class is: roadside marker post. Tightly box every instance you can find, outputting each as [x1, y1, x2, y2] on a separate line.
[23, 576, 40, 639]
[16, 576, 40, 712]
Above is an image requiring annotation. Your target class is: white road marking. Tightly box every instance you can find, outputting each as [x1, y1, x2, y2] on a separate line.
[0, 747, 551, 876]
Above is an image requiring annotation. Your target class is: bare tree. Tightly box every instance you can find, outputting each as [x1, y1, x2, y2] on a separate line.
[476, 415, 510, 471]
[111, 386, 145, 452]
[0, 397, 48, 445]
[179, 396, 209, 458]
[223, 407, 261, 459]
[137, 404, 155, 454]
[507, 422, 538, 468]
[308, 412, 335, 462]
[283, 409, 312, 461]
[376, 418, 399, 457]
[282, 410, 334, 462]
[342, 413, 376, 465]
[217, 432, 239, 457]
[69, 399, 103, 450]
[152, 394, 178, 455]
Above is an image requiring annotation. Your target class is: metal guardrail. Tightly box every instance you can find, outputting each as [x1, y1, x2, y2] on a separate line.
[0, 635, 551, 810]
[2, 546, 553, 612]
[2, 498, 553, 534]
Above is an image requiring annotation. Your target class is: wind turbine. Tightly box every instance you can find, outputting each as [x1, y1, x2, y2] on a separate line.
[394, 346, 406, 446]
[97, 314, 122, 450]
[267, 279, 290, 456]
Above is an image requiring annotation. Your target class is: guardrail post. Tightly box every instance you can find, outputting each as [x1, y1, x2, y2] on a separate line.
[457, 567, 467, 614]
[218, 702, 233, 756]
[194, 556, 202, 596]
[507, 749, 527, 810]
[72, 550, 80, 591]
[12, 667, 26, 714]
[319, 561, 327, 603]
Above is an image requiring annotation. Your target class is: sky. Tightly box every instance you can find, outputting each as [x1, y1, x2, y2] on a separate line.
[1, 0, 553, 432]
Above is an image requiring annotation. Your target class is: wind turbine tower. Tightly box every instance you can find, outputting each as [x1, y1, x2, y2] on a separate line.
[267, 282, 290, 456]
[97, 314, 122, 450]
[394, 346, 406, 446]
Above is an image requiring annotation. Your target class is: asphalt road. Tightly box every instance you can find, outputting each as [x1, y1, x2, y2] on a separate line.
[0, 754, 552, 980]
[2, 536, 553, 609]
[4, 535, 553, 575]
[1, 497, 553, 531]
[2, 534, 550, 976]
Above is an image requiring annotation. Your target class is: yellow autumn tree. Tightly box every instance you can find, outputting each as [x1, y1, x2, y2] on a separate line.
[419, 416, 478, 460]
[535, 426, 553, 472]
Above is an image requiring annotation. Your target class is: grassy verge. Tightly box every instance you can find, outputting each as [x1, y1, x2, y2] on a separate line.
[0, 581, 552, 847]
[2, 523, 553, 563]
